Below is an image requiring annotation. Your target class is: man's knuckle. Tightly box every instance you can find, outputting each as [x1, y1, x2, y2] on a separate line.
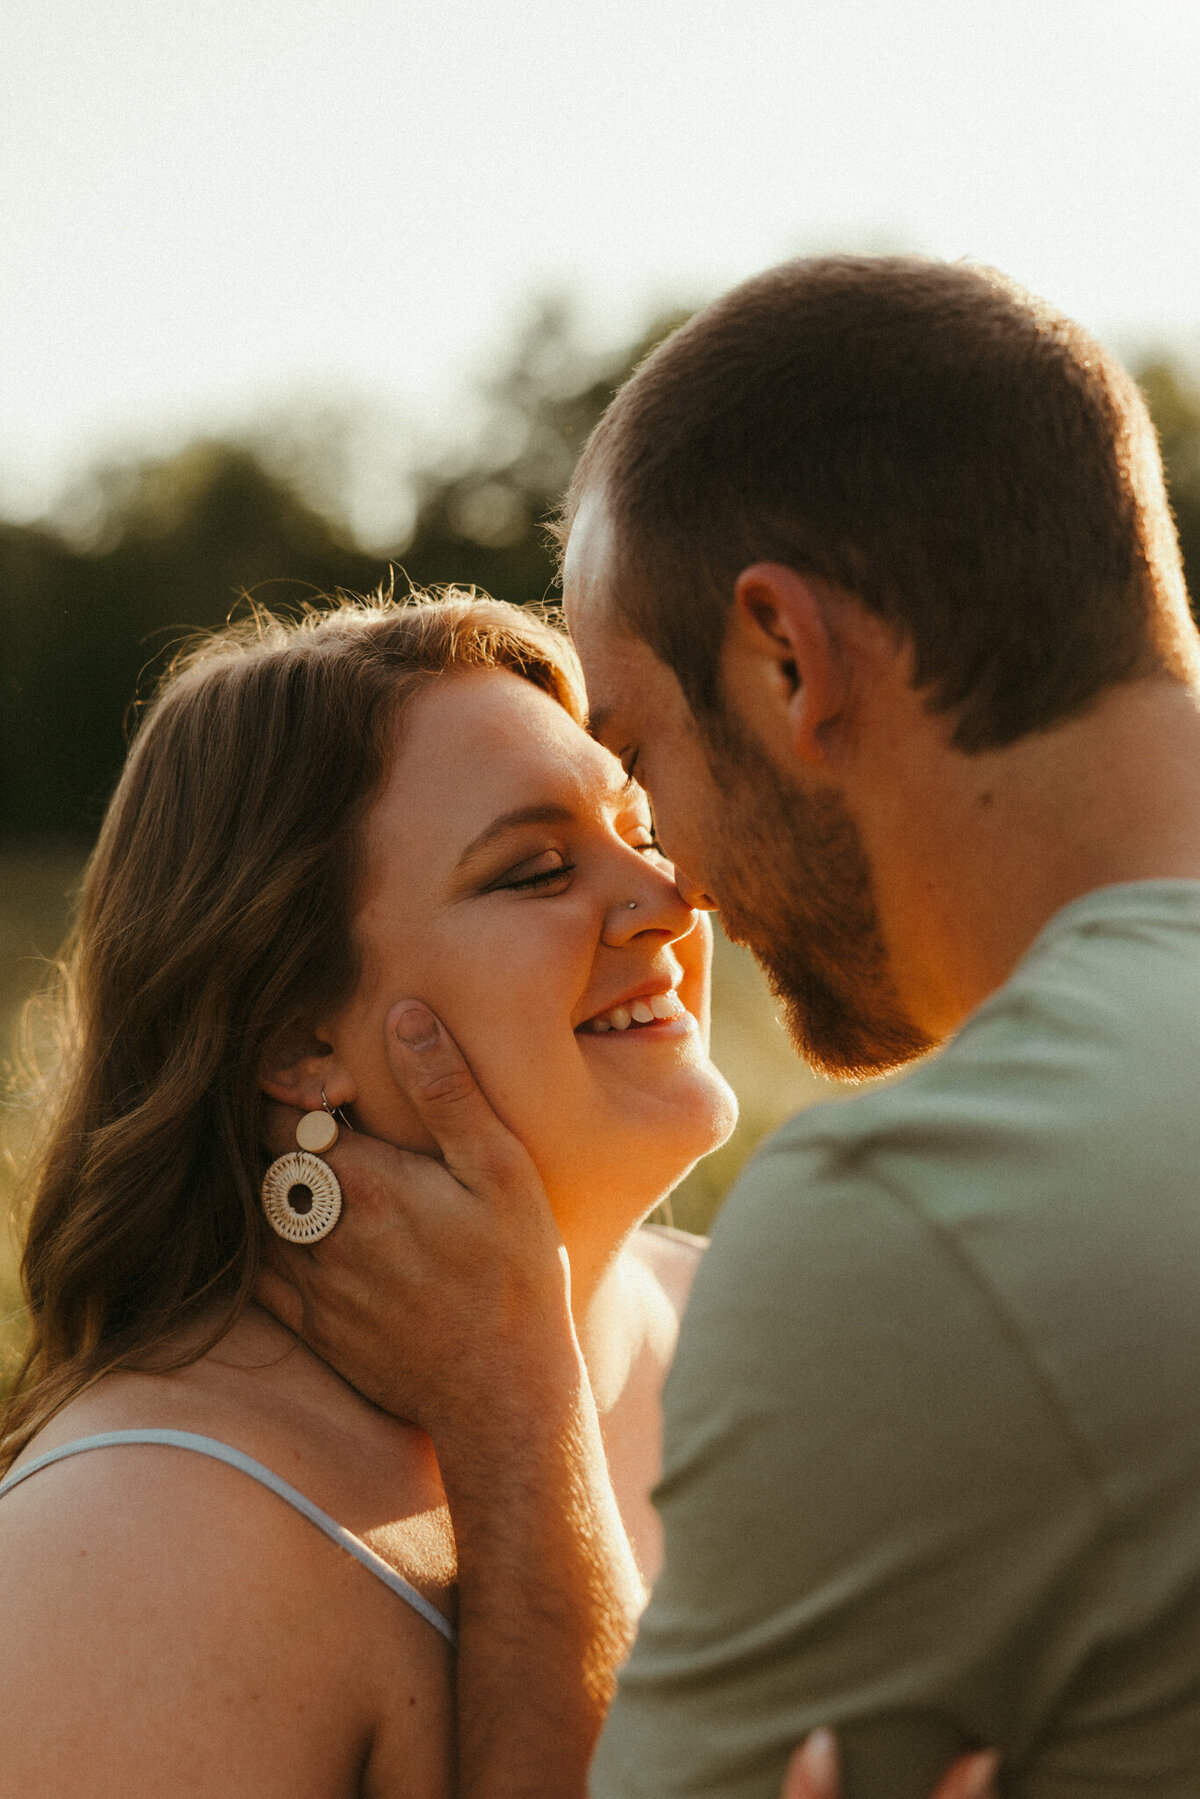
[477, 1148, 523, 1190]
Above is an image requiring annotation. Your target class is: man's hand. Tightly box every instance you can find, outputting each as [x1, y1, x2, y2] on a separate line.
[256, 999, 575, 1442]
[783, 1731, 999, 1799]
[256, 1000, 643, 1799]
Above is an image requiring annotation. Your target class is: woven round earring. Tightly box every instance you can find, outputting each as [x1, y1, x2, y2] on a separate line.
[261, 1099, 342, 1244]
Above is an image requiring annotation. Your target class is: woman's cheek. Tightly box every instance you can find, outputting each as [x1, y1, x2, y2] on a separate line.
[440, 978, 589, 1148]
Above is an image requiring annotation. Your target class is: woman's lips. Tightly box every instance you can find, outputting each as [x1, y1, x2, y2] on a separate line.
[576, 989, 687, 1034]
[578, 1011, 697, 1044]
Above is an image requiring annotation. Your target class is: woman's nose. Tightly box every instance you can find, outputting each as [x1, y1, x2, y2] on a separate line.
[601, 861, 698, 946]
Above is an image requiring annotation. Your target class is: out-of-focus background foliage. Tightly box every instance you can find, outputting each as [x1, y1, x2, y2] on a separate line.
[3, 302, 1200, 1387]
[6, 310, 1199, 848]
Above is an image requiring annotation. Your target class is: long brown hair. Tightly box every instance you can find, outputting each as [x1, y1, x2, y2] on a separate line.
[1, 590, 584, 1472]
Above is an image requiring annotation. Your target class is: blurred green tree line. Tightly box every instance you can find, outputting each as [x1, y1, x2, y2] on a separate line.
[2, 315, 1199, 844]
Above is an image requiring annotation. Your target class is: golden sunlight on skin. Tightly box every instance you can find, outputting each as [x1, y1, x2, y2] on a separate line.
[266, 668, 736, 1272]
[563, 495, 726, 914]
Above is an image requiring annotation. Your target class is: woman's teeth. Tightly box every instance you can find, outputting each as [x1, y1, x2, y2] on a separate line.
[583, 991, 685, 1033]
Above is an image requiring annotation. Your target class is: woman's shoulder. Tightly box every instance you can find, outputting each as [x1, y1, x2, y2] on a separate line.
[0, 1432, 353, 1787]
[626, 1221, 709, 1322]
[0, 1409, 453, 1794]
[3, 1326, 456, 1603]
[0, 1342, 455, 1793]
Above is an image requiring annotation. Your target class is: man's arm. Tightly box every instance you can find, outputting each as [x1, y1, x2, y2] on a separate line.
[258, 1001, 641, 1799]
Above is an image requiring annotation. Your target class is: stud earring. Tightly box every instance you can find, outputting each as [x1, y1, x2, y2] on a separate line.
[261, 1093, 342, 1243]
[628, 900, 638, 910]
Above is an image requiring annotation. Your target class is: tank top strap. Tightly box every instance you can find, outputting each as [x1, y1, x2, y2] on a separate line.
[0, 1427, 456, 1647]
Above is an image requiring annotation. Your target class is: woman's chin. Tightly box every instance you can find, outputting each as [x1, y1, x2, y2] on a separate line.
[568, 1068, 739, 1216]
[646, 1064, 740, 1169]
[705, 1065, 740, 1149]
[665, 1063, 740, 1161]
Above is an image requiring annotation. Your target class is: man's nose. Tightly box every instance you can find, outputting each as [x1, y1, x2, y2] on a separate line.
[673, 868, 719, 913]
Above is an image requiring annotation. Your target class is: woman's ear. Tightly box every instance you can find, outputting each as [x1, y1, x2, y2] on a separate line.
[725, 562, 850, 766]
[258, 1023, 354, 1113]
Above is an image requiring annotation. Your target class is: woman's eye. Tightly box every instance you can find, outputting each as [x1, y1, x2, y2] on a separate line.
[494, 854, 576, 892]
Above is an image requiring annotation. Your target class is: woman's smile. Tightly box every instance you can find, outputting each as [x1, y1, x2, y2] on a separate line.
[575, 982, 691, 1035]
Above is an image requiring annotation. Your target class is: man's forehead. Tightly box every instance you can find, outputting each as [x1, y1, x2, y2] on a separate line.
[562, 509, 625, 713]
[579, 628, 686, 760]
[570, 611, 647, 736]
[562, 489, 691, 745]
[562, 491, 618, 617]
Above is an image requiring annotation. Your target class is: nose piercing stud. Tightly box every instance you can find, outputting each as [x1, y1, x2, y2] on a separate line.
[628, 900, 638, 910]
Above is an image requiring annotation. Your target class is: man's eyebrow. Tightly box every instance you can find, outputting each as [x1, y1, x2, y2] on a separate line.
[455, 803, 576, 871]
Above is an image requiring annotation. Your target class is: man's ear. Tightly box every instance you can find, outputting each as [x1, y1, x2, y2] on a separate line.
[258, 1023, 354, 1114]
[726, 563, 849, 766]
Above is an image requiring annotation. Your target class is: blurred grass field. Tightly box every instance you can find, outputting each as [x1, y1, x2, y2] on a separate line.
[0, 845, 850, 1393]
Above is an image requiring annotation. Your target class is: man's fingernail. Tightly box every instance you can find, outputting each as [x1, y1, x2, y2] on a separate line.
[798, 1728, 839, 1799]
[392, 1003, 439, 1050]
[961, 1751, 1000, 1799]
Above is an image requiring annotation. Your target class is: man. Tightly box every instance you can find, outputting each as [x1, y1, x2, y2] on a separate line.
[266, 258, 1200, 1795]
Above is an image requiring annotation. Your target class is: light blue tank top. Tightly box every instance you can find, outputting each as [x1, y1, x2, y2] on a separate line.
[0, 1427, 456, 1647]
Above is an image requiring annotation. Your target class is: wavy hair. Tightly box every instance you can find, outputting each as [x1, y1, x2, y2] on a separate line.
[1, 590, 584, 1472]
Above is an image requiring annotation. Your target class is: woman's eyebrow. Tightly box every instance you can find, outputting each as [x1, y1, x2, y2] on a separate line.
[454, 803, 575, 872]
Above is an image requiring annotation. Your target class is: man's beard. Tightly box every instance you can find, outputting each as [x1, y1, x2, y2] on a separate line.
[701, 722, 935, 1080]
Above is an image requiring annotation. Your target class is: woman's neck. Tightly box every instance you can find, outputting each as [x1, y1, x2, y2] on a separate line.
[559, 1203, 658, 1416]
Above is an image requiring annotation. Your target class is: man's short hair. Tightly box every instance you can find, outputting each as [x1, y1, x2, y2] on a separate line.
[564, 257, 1194, 750]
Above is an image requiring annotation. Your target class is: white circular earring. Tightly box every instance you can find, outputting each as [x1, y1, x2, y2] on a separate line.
[261, 1098, 342, 1243]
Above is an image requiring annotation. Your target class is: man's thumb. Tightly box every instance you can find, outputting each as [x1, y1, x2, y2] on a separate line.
[782, 1731, 840, 1799]
[390, 1000, 442, 1057]
[385, 1000, 529, 1191]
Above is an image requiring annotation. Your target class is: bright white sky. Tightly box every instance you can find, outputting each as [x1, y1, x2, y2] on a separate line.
[3, 0, 1200, 529]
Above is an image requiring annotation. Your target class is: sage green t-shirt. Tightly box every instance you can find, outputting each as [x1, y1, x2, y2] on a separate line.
[594, 883, 1200, 1798]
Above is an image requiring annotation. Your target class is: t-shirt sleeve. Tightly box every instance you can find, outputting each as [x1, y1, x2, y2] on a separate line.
[592, 1134, 1102, 1799]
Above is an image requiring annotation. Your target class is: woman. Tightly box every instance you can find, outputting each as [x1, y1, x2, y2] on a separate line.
[0, 591, 993, 1799]
[0, 591, 738, 1794]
